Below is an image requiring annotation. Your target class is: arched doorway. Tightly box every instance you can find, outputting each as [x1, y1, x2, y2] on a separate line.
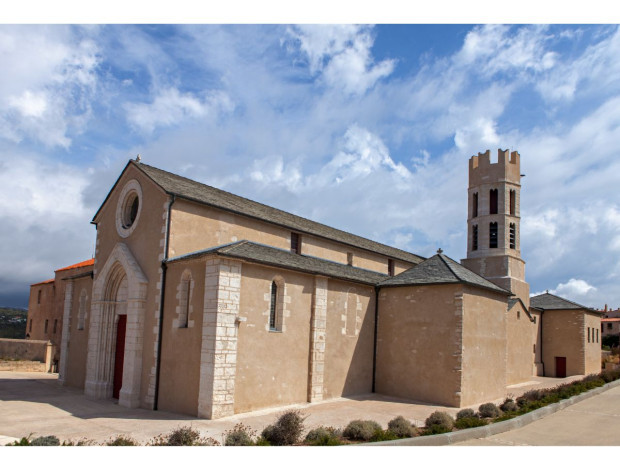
[84, 243, 147, 408]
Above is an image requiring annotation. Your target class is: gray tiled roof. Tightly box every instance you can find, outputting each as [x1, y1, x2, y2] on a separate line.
[167, 240, 387, 286]
[133, 161, 424, 265]
[378, 254, 510, 295]
[530, 292, 598, 314]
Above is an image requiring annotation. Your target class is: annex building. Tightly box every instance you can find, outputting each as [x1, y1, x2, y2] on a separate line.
[26, 149, 602, 418]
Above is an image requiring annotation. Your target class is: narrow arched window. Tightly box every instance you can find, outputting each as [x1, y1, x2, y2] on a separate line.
[490, 189, 498, 214]
[472, 225, 478, 251]
[178, 272, 192, 329]
[77, 289, 87, 330]
[509, 223, 516, 249]
[472, 192, 478, 218]
[489, 222, 498, 248]
[269, 281, 278, 330]
[37, 289, 41, 304]
[509, 189, 516, 215]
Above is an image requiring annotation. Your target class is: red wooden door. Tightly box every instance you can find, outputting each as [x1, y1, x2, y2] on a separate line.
[113, 315, 127, 399]
[555, 356, 567, 378]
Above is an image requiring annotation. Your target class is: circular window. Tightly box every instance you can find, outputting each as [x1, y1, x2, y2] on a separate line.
[116, 179, 143, 238]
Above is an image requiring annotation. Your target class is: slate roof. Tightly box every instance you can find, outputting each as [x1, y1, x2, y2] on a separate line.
[530, 292, 600, 315]
[125, 161, 424, 265]
[378, 253, 511, 295]
[166, 240, 388, 286]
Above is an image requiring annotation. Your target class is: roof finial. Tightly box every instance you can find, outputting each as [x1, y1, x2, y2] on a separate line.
[437, 248, 443, 254]
[136, 154, 142, 162]
[546, 289, 549, 293]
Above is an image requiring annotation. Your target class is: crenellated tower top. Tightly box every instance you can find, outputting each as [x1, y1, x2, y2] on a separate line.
[469, 149, 521, 188]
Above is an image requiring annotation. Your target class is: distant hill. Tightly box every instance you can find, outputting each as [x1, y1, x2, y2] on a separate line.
[0, 307, 27, 339]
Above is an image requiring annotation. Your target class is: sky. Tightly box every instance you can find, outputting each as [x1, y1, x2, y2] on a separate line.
[1, 10, 620, 310]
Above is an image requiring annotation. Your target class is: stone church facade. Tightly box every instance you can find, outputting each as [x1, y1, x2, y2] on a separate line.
[28, 148, 601, 418]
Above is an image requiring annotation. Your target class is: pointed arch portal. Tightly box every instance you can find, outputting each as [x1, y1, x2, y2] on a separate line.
[84, 243, 148, 408]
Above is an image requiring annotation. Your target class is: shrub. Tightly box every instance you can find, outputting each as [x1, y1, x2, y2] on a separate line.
[106, 435, 139, 446]
[370, 429, 400, 442]
[30, 436, 60, 446]
[7, 435, 33, 446]
[424, 411, 454, 434]
[61, 438, 96, 446]
[500, 398, 518, 412]
[224, 423, 256, 446]
[478, 403, 502, 418]
[342, 420, 382, 442]
[150, 426, 219, 446]
[602, 369, 620, 383]
[387, 416, 417, 438]
[260, 410, 306, 446]
[456, 408, 477, 420]
[455, 416, 487, 429]
[516, 389, 544, 407]
[304, 427, 342, 445]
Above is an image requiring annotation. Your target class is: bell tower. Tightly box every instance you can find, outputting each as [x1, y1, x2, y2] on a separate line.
[461, 149, 529, 306]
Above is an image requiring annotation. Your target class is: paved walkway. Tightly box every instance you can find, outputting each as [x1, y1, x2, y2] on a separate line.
[0, 370, 610, 445]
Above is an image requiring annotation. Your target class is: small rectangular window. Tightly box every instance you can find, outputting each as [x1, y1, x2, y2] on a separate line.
[510, 189, 516, 215]
[489, 222, 498, 248]
[347, 252, 353, 266]
[37, 289, 41, 304]
[490, 189, 498, 214]
[509, 223, 516, 249]
[53, 319, 58, 334]
[587, 327, 590, 343]
[388, 259, 395, 277]
[472, 192, 478, 218]
[44, 319, 48, 334]
[269, 281, 278, 330]
[291, 232, 301, 254]
[597, 329, 599, 343]
[608, 323, 612, 329]
[472, 225, 478, 251]
[517, 311, 521, 320]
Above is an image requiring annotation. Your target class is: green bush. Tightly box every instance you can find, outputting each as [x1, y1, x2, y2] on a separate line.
[500, 398, 518, 412]
[424, 411, 454, 433]
[260, 410, 306, 446]
[601, 369, 620, 383]
[304, 427, 342, 446]
[106, 435, 139, 446]
[456, 408, 476, 420]
[370, 429, 400, 442]
[224, 423, 256, 446]
[387, 416, 416, 438]
[455, 416, 488, 429]
[30, 436, 60, 446]
[342, 420, 382, 442]
[478, 402, 502, 418]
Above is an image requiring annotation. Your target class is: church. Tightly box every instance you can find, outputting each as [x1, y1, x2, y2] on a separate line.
[28, 148, 602, 419]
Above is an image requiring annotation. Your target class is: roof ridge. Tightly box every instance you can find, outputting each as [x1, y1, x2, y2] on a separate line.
[133, 161, 425, 264]
[532, 291, 589, 310]
[436, 254, 463, 283]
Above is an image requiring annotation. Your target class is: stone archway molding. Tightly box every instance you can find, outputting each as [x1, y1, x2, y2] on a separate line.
[84, 242, 148, 408]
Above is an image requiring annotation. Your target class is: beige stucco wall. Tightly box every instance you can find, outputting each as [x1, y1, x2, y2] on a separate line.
[168, 198, 415, 275]
[27, 281, 57, 342]
[233, 263, 313, 414]
[541, 309, 600, 377]
[323, 280, 375, 399]
[92, 163, 169, 407]
[157, 259, 205, 416]
[375, 284, 464, 407]
[585, 312, 602, 374]
[506, 301, 538, 385]
[63, 275, 93, 389]
[460, 287, 507, 406]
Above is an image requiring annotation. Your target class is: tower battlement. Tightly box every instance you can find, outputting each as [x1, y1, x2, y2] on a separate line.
[469, 149, 521, 187]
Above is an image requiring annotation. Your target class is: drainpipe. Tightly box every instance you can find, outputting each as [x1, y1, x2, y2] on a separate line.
[153, 194, 175, 410]
[372, 286, 380, 393]
[540, 312, 545, 377]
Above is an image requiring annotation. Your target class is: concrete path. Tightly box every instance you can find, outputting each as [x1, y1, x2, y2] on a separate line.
[454, 381, 620, 446]
[0, 370, 608, 446]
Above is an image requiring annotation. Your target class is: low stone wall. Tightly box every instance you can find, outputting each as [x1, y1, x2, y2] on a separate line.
[0, 360, 47, 372]
[0, 339, 56, 373]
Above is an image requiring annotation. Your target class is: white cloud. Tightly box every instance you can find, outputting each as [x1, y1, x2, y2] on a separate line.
[125, 87, 234, 133]
[286, 25, 395, 95]
[0, 25, 100, 148]
[544, 279, 597, 302]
